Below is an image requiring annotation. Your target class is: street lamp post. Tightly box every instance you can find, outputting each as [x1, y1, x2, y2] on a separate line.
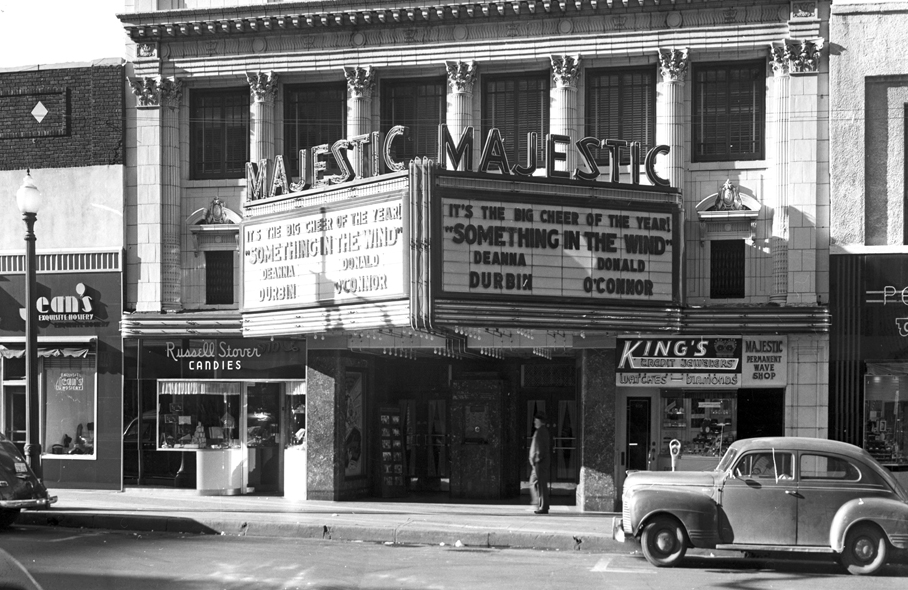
[16, 170, 42, 481]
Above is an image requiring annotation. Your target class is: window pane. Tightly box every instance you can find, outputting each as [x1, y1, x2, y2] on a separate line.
[482, 73, 549, 168]
[693, 62, 764, 162]
[800, 454, 860, 480]
[190, 89, 249, 179]
[284, 83, 346, 178]
[382, 78, 446, 164]
[710, 239, 745, 299]
[206, 251, 234, 305]
[44, 357, 96, 456]
[585, 67, 656, 165]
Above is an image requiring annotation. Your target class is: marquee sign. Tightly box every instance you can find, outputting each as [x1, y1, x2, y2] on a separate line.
[242, 193, 407, 311]
[438, 195, 677, 303]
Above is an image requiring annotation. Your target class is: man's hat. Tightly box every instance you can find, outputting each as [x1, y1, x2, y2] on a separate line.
[533, 410, 547, 421]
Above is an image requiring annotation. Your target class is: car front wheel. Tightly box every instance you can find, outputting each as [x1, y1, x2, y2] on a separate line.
[841, 523, 888, 575]
[641, 515, 687, 567]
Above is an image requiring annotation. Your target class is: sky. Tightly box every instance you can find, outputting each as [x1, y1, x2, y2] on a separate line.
[0, 0, 127, 68]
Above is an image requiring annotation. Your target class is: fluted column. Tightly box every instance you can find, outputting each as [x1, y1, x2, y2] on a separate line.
[247, 71, 278, 164]
[129, 75, 165, 312]
[770, 44, 791, 305]
[656, 48, 688, 191]
[445, 60, 477, 171]
[160, 78, 183, 311]
[550, 55, 581, 175]
[344, 66, 375, 177]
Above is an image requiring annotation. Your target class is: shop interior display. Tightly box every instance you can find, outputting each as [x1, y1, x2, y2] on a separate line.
[661, 394, 736, 458]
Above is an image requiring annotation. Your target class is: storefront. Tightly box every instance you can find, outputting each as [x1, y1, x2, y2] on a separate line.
[831, 253, 908, 488]
[615, 336, 787, 489]
[122, 337, 305, 495]
[0, 267, 122, 489]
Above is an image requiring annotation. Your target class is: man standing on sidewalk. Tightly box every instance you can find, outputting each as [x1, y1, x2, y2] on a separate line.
[529, 411, 551, 514]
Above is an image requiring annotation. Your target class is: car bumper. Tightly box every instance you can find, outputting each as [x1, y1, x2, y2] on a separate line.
[0, 495, 57, 509]
[612, 518, 628, 543]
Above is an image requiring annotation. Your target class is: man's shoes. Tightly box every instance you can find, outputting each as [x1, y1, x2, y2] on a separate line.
[534, 509, 548, 514]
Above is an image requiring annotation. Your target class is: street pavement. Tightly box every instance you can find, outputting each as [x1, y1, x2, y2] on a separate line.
[18, 487, 632, 553]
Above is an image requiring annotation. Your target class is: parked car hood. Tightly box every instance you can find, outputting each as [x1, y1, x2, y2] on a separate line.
[625, 469, 721, 489]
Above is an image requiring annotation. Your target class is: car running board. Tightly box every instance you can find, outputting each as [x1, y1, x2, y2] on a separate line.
[715, 544, 835, 553]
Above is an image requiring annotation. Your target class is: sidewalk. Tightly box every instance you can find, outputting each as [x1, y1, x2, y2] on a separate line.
[17, 487, 630, 553]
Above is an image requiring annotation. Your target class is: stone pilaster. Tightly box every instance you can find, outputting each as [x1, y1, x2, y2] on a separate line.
[769, 44, 791, 305]
[550, 55, 581, 175]
[445, 60, 477, 171]
[160, 78, 183, 311]
[247, 71, 278, 164]
[656, 48, 688, 191]
[343, 66, 375, 177]
[785, 38, 823, 306]
[578, 349, 617, 512]
[129, 76, 164, 312]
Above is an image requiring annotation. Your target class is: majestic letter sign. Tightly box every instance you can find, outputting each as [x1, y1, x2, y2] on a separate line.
[246, 125, 672, 201]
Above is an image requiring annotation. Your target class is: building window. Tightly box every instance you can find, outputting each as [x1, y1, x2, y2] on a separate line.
[284, 83, 346, 178]
[585, 67, 656, 165]
[190, 88, 249, 179]
[710, 239, 745, 299]
[205, 251, 234, 305]
[381, 78, 446, 165]
[482, 72, 549, 169]
[693, 62, 765, 162]
[43, 355, 97, 457]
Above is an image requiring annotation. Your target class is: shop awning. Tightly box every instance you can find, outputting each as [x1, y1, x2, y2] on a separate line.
[158, 381, 244, 396]
[0, 345, 91, 359]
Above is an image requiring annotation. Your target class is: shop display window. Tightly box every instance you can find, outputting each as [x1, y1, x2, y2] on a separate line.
[246, 383, 280, 448]
[157, 380, 241, 450]
[660, 391, 737, 458]
[285, 381, 306, 449]
[864, 375, 908, 466]
[43, 356, 96, 457]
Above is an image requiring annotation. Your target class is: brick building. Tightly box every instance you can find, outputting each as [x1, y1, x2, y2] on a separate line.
[0, 59, 125, 489]
[118, 1, 830, 508]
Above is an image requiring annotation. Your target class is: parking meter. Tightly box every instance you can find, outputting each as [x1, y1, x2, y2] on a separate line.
[669, 439, 681, 472]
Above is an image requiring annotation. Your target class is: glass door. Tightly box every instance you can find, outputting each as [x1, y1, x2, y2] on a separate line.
[2, 385, 26, 454]
[246, 382, 282, 493]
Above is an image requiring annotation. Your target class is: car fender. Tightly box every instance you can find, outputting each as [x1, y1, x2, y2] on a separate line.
[627, 487, 720, 548]
[829, 497, 908, 551]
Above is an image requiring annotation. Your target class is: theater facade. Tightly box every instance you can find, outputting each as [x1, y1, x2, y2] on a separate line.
[120, 0, 830, 508]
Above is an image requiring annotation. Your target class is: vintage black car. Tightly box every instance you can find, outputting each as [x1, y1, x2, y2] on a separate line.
[0, 432, 56, 529]
[616, 437, 908, 575]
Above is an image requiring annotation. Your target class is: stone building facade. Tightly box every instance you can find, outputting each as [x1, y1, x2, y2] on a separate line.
[118, 1, 830, 508]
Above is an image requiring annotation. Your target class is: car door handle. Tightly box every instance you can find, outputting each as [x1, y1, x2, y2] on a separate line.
[784, 490, 803, 498]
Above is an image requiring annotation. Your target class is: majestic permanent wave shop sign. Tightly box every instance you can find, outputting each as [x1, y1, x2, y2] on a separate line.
[242, 124, 679, 314]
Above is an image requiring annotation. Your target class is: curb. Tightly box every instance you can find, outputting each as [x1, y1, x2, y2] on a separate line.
[18, 511, 627, 552]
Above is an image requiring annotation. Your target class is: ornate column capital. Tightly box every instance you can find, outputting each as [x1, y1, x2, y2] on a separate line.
[769, 43, 791, 76]
[343, 66, 375, 99]
[446, 60, 478, 94]
[247, 71, 279, 103]
[550, 54, 582, 89]
[658, 47, 689, 83]
[787, 38, 824, 74]
[129, 76, 162, 108]
[159, 77, 183, 109]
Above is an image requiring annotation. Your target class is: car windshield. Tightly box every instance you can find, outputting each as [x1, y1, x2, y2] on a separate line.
[715, 447, 738, 472]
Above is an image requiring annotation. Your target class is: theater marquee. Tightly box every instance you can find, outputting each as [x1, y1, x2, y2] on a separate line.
[242, 193, 407, 312]
[438, 194, 676, 303]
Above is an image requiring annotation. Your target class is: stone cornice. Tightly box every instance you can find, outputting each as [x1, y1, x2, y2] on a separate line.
[119, 0, 792, 41]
